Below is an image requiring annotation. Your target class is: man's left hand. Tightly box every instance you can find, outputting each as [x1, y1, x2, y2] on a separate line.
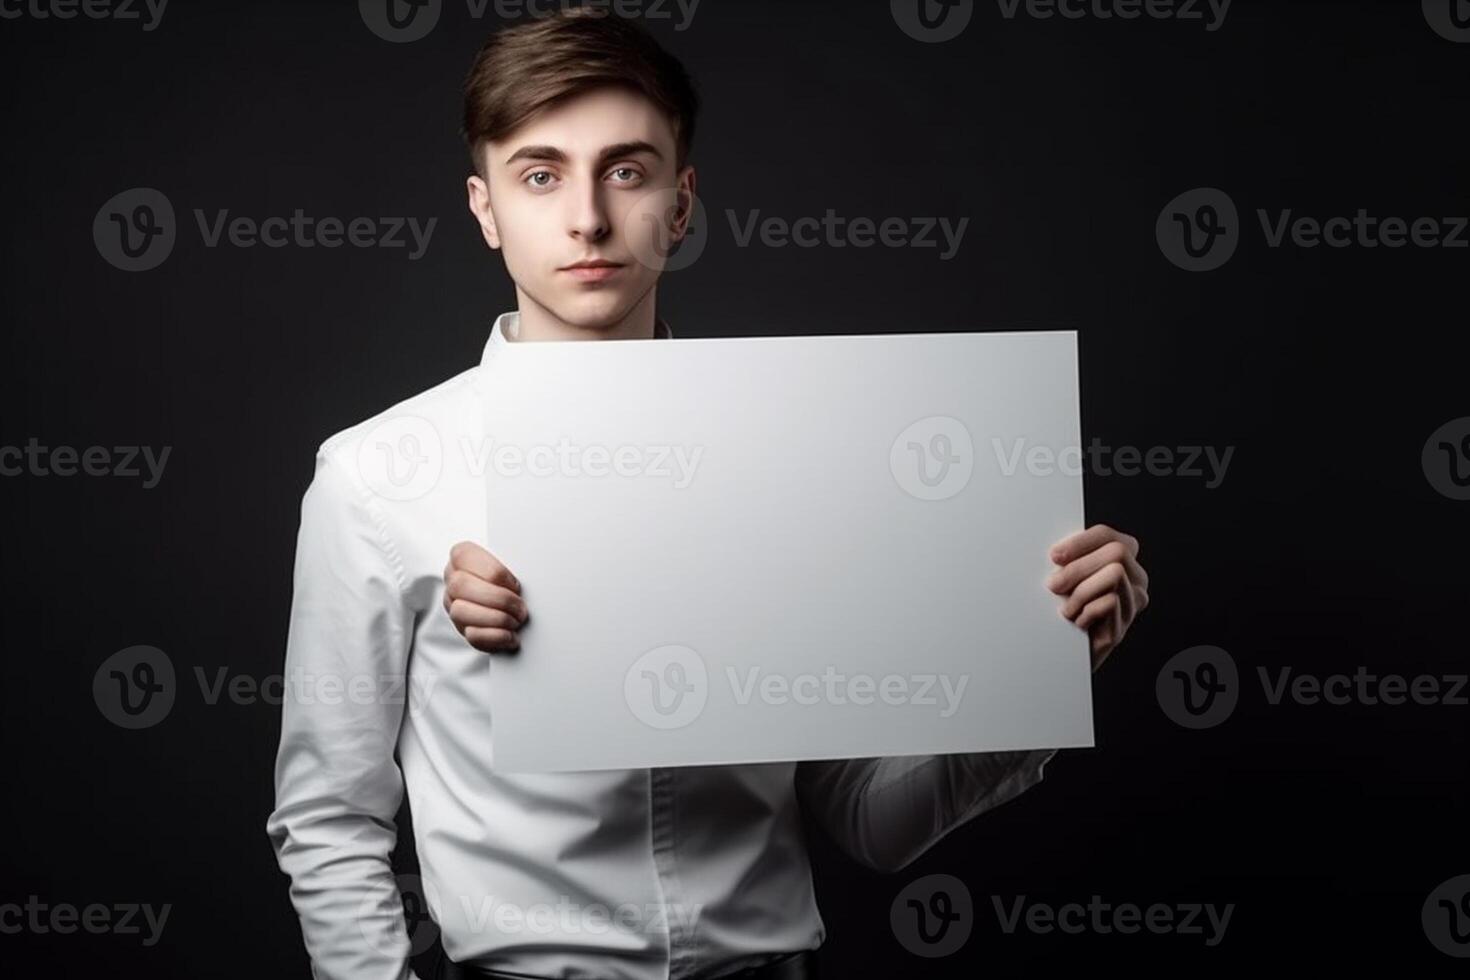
[1046, 523, 1149, 672]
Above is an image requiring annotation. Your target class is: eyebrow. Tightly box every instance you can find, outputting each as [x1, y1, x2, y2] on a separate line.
[502, 140, 664, 167]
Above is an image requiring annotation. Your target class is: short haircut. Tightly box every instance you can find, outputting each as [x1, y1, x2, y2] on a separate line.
[461, 8, 700, 179]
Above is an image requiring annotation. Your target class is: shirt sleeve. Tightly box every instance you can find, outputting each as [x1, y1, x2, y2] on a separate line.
[265, 449, 424, 980]
[794, 748, 1058, 873]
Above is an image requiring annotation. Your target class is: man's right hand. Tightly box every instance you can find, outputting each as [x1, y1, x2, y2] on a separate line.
[443, 541, 530, 653]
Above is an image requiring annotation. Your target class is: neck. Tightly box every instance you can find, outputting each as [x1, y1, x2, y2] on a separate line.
[513, 287, 658, 342]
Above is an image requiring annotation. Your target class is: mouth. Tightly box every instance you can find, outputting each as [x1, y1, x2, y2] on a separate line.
[560, 259, 626, 283]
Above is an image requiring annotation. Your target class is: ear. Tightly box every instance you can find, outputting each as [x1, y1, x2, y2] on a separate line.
[466, 173, 502, 250]
[668, 165, 697, 243]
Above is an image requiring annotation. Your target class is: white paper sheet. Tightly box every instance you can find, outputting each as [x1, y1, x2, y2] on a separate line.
[482, 330, 1093, 771]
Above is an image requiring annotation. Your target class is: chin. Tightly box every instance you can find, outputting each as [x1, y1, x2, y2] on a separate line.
[551, 291, 638, 331]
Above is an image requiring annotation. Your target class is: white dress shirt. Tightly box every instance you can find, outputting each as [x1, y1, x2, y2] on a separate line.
[266, 311, 1059, 980]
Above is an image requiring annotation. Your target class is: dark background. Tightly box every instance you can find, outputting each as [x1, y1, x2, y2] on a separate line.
[2, 0, 1467, 974]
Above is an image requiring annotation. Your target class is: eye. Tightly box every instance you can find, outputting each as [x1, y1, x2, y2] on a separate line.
[524, 170, 557, 189]
[607, 167, 642, 184]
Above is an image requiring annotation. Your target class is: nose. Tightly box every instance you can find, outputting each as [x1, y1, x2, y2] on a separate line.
[567, 175, 610, 243]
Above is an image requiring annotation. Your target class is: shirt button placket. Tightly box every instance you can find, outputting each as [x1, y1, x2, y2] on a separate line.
[649, 766, 694, 979]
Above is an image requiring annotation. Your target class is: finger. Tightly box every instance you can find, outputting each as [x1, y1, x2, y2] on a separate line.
[445, 571, 529, 622]
[1061, 563, 1129, 621]
[464, 626, 520, 653]
[1089, 605, 1121, 672]
[442, 558, 456, 613]
[1047, 539, 1147, 595]
[1052, 525, 1140, 578]
[1089, 616, 1110, 668]
[1115, 572, 1137, 626]
[1065, 572, 1131, 628]
[448, 599, 522, 632]
[449, 540, 521, 593]
[1050, 523, 1138, 565]
[1074, 589, 1120, 632]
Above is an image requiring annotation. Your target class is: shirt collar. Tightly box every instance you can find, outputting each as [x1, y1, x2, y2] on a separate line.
[482, 310, 674, 367]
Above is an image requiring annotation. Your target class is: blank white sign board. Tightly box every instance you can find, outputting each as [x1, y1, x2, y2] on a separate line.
[482, 330, 1093, 772]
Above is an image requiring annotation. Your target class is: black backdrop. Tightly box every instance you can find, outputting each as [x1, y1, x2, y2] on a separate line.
[2, 0, 1467, 975]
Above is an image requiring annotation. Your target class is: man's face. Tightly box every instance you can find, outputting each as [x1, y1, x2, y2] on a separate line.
[466, 85, 696, 332]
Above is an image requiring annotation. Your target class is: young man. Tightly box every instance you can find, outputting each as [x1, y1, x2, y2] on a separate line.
[267, 10, 1150, 980]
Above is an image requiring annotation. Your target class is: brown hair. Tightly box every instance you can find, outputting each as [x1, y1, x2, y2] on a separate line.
[461, 8, 700, 179]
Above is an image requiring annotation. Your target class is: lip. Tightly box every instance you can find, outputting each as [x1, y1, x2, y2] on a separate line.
[561, 260, 625, 283]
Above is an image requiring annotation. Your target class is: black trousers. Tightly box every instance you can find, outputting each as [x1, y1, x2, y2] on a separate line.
[431, 946, 818, 980]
